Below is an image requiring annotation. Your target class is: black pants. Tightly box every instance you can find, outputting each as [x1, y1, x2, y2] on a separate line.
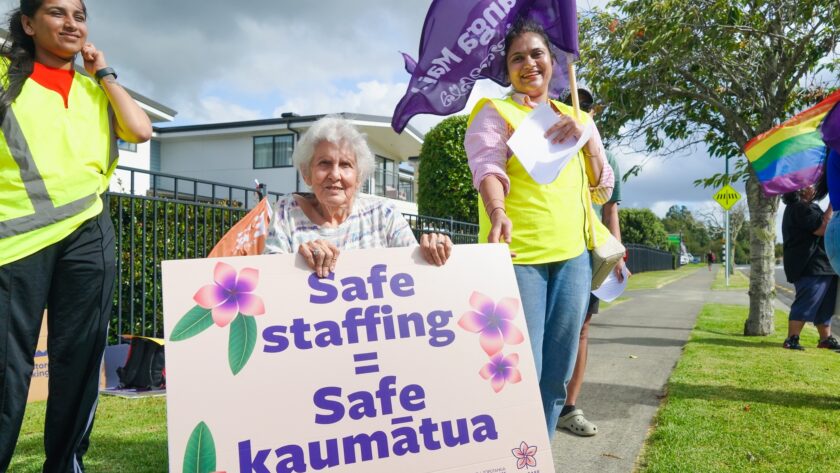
[0, 207, 115, 473]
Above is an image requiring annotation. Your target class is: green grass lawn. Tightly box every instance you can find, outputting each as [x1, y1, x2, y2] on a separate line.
[637, 304, 840, 473]
[10, 396, 168, 472]
[627, 263, 701, 291]
[711, 266, 750, 291]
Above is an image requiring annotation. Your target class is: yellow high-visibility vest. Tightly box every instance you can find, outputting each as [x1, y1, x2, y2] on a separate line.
[0, 59, 117, 266]
[469, 97, 608, 264]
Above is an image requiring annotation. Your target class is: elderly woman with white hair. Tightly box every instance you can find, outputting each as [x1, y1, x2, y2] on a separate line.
[265, 115, 452, 275]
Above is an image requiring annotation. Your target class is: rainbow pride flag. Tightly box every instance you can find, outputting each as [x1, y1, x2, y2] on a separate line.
[745, 89, 840, 195]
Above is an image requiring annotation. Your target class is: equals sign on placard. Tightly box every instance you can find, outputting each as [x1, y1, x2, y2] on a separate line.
[353, 352, 380, 375]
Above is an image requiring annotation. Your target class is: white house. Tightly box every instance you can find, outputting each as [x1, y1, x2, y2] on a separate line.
[152, 113, 424, 214]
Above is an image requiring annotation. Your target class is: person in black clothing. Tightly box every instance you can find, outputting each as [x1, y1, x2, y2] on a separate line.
[781, 178, 840, 351]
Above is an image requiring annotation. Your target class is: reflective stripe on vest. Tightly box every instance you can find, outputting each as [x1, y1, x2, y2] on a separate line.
[107, 105, 118, 170]
[0, 105, 99, 238]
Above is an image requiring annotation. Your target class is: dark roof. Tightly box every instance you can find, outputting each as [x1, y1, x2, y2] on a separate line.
[125, 88, 177, 117]
[154, 112, 424, 140]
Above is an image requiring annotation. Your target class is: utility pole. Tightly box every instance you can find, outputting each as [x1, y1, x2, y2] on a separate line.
[725, 157, 730, 287]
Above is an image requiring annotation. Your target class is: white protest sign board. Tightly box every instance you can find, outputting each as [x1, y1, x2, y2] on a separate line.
[162, 244, 554, 473]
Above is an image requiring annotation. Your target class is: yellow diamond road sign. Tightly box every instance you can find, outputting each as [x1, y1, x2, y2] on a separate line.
[714, 184, 741, 210]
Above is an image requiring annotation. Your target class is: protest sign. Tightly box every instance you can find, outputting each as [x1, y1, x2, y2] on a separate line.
[163, 244, 554, 473]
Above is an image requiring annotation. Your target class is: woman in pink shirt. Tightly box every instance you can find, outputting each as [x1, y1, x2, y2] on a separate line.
[464, 18, 613, 438]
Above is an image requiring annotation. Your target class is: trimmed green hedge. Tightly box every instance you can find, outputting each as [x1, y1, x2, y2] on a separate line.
[417, 115, 478, 224]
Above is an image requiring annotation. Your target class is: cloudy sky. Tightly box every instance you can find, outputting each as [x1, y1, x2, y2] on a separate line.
[14, 0, 761, 231]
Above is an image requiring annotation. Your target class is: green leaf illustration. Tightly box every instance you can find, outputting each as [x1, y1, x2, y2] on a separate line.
[183, 421, 216, 473]
[228, 313, 257, 375]
[171, 305, 215, 342]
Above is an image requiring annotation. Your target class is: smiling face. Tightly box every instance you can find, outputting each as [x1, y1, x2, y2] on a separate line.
[506, 32, 553, 102]
[21, 0, 88, 64]
[305, 140, 359, 210]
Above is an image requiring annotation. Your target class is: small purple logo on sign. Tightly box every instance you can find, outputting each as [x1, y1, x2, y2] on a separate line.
[511, 441, 538, 469]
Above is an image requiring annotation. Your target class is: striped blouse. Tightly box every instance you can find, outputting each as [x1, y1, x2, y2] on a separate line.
[465, 93, 614, 205]
[263, 194, 418, 254]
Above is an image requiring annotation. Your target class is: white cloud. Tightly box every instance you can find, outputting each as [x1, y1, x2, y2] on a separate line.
[272, 80, 408, 119]
[183, 97, 263, 124]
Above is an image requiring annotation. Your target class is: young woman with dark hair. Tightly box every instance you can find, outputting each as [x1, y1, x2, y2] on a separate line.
[464, 17, 614, 437]
[0, 1, 151, 470]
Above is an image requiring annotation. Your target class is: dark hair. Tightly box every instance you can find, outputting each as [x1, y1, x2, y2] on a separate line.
[562, 87, 595, 112]
[0, 0, 87, 119]
[504, 17, 555, 64]
[781, 191, 799, 205]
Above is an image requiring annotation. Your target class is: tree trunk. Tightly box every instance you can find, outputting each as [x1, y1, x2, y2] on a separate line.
[744, 170, 778, 335]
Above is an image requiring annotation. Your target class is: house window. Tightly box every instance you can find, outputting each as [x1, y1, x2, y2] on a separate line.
[374, 156, 398, 198]
[117, 139, 137, 153]
[254, 135, 294, 169]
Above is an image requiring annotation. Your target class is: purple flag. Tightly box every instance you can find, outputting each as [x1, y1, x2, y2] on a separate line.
[392, 0, 579, 133]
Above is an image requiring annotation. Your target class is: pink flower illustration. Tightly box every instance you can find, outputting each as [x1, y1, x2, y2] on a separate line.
[511, 441, 537, 469]
[193, 262, 265, 327]
[479, 352, 522, 393]
[458, 292, 524, 356]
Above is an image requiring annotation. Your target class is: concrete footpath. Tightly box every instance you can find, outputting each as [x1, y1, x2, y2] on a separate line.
[550, 267, 778, 472]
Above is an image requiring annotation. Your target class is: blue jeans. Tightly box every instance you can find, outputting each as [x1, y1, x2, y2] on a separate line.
[514, 250, 592, 438]
[825, 213, 840, 275]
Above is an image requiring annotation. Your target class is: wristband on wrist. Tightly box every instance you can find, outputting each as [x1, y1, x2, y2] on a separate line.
[484, 198, 505, 213]
[489, 207, 506, 218]
[94, 67, 117, 83]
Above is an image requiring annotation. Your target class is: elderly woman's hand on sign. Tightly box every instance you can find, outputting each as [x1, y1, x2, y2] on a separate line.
[298, 239, 341, 278]
[419, 232, 453, 266]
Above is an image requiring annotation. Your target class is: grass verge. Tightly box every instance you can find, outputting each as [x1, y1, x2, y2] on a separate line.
[10, 396, 168, 472]
[637, 304, 840, 473]
[627, 264, 701, 291]
[711, 266, 750, 291]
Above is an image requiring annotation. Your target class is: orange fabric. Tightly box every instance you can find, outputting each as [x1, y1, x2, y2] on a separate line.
[30, 62, 74, 108]
[208, 198, 272, 257]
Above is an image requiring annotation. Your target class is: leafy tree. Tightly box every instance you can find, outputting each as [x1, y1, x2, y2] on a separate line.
[619, 208, 669, 249]
[579, 0, 840, 335]
[417, 115, 477, 223]
[662, 205, 711, 256]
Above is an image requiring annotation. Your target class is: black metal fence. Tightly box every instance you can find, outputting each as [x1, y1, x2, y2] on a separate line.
[625, 243, 675, 273]
[402, 214, 479, 244]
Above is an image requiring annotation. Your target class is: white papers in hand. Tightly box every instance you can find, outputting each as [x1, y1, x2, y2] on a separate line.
[506, 103, 594, 184]
[591, 265, 629, 302]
